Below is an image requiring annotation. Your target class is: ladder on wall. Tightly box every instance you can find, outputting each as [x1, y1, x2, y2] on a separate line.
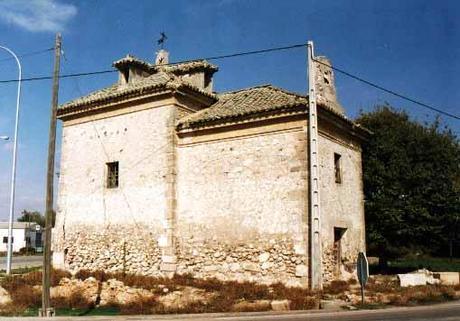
[307, 41, 322, 289]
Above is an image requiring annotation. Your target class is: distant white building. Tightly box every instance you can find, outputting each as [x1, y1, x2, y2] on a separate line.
[0, 222, 43, 253]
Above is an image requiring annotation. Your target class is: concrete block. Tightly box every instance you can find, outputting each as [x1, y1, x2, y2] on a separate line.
[397, 273, 427, 287]
[435, 272, 460, 285]
[271, 299, 291, 311]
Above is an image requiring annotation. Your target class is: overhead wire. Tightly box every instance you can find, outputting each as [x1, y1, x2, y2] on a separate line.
[0, 42, 458, 121]
[0, 47, 54, 64]
[0, 43, 308, 84]
[312, 57, 460, 121]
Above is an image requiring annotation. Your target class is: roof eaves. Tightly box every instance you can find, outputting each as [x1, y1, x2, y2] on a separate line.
[161, 60, 219, 74]
[58, 82, 170, 116]
[58, 78, 217, 119]
[177, 101, 307, 130]
[112, 54, 155, 71]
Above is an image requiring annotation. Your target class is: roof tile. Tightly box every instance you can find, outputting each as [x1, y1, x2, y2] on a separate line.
[177, 85, 307, 129]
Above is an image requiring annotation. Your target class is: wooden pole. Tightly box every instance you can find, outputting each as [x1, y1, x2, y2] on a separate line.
[41, 32, 61, 317]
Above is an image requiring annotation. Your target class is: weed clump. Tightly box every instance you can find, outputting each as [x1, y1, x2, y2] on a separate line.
[323, 280, 350, 295]
[387, 285, 456, 306]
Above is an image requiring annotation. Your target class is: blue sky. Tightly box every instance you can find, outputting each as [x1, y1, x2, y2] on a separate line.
[0, 0, 458, 219]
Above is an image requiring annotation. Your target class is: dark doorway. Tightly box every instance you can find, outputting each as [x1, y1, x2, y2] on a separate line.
[333, 227, 347, 277]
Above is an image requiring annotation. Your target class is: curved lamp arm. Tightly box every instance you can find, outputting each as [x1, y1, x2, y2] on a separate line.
[0, 45, 22, 275]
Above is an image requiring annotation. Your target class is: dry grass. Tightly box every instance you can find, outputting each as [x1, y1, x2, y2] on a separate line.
[323, 280, 350, 295]
[365, 276, 400, 294]
[0, 302, 29, 316]
[51, 290, 94, 310]
[270, 282, 318, 310]
[113, 296, 159, 315]
[1, 268, 71, 293]
[1, 268, 458, 316]
[0, 268, 72, 315]
[0, 283, 41, 316]
[73, 270, 318, 313]
[387, 285, 456, 306]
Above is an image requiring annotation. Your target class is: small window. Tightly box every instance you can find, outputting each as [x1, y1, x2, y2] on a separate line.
[106, 161, 119, 188]
[3, 236, 13, 243]
[334, 153, 342, 184]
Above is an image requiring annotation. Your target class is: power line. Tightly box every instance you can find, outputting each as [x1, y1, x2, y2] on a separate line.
[313, 57, 460, 121]
[0, 69, 116, 84]
[0, 42, 457, 121]
[0, 43, 308, 84]
[177, 43, 306, 63]
[0, 47, 54, 64]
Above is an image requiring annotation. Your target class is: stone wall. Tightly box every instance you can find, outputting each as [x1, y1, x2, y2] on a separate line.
[176, 124, 310, 287]
[53, 100, 366, 288]
[53, 103, 176, 269]
[318, 127, 366, 283]
[59, 224, 162, 275]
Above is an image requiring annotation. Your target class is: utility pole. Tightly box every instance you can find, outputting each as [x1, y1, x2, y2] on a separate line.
[41, 33, 61, 317]
[307, 41, 322, 290]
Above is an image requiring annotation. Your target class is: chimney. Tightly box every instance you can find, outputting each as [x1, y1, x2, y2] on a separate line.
[314, 56, 345, 115]
[155, 49, 169, 65]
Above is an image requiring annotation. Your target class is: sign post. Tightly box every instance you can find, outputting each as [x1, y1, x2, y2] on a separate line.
[357, 252, 369, 305]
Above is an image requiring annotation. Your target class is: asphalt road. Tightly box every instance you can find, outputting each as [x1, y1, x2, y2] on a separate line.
[0, 254, 42, 270]
[8, 301, 460, 321]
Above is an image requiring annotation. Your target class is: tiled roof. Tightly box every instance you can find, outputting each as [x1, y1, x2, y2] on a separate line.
[177, 85, 308, 129]
[59, 54, 367, 135]
[176, 85, 371, 134]
[112, 54, 154, 71]
[112, 55, 218, 74]
[58, 55, 219, 115]
[58, 71, 216, 114]
[161, 60, 218, 74]
[59, 72, 173, 112]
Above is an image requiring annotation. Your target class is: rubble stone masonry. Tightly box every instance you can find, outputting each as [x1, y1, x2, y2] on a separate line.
[176, 120, 309, 286]
[53, 103, 174, 274]
[53, 101, 365, 288]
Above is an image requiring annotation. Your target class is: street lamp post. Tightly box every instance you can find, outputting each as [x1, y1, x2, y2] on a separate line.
[0, 45, 22, 275]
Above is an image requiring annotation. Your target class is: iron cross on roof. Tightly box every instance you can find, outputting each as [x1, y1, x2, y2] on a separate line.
[157, 32, 167, 49]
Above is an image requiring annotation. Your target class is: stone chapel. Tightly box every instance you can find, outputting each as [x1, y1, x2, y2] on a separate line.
[52, 49, 369, 288]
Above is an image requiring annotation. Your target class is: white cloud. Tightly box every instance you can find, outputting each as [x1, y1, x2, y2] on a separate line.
[0, 0, 77, 32]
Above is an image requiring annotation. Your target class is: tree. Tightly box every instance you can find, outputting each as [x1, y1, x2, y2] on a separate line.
[17, 210, 55, 228]
[356, 106, 460, 265]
